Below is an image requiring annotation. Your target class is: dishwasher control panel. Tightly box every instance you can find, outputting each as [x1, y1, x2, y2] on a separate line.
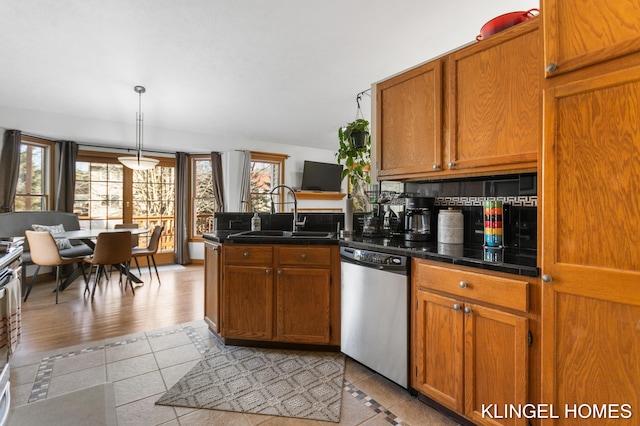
[340, 247, 408, 270]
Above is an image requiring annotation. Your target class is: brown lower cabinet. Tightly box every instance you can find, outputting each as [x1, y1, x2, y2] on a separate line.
[412, 259, 538, 426]
[207, 243, 341, 347]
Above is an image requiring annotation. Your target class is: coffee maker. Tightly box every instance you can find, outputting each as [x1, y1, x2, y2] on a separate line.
[404, 197, 435, 241]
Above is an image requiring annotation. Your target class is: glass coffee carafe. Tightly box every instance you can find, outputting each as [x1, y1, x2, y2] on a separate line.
[404, 197, 435, 242]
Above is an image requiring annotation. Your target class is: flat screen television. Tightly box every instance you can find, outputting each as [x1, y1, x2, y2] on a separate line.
[300, 161, 343, 192]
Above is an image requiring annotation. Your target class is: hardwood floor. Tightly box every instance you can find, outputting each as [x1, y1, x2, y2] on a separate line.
[17, 264, 205, 354]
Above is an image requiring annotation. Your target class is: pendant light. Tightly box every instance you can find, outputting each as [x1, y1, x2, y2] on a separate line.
[118, 85, 159, 170]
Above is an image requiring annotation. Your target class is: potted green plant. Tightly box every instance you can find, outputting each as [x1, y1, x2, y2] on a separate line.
[336, 118, 371, 190]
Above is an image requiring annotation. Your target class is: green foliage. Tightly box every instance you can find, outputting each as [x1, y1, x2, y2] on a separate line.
[335, 119, 371, 190]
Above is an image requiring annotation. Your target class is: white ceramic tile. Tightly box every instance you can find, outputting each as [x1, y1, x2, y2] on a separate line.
[153, 344, 202, 369]
[47, 364, 107, 398]
[105, 338, 152, 363]
[52, 349, 106, 376]
[147, 331, 192, 352]
[107, 353, 159, 382]
[113, 370, 166, 407]
[116, 392, 177, 426]
[159, 359, 200, 389]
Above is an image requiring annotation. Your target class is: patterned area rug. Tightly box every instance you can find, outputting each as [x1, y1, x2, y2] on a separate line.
[156, 344, 345, 422]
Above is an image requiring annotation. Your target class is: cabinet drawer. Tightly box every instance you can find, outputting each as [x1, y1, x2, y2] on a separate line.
[224, 246, 273, 265]
[278, 246, 331, 267]
[414, 261, 528, 312]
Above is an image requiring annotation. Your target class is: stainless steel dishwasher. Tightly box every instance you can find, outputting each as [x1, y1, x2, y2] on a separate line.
[340, 246, 409, 388]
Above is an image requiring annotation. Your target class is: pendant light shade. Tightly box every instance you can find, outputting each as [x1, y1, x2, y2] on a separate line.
[118, 85, 159, 170]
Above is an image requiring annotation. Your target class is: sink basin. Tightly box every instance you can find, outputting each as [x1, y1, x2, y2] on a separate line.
[227, 230, 335, 239]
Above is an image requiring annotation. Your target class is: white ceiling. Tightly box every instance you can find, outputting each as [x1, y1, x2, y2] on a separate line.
[0, 0, 539, 153]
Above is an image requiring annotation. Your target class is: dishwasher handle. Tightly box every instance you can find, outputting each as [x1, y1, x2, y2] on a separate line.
[340, 247, 408, 275]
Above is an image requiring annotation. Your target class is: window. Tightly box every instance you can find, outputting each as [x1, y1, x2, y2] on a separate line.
[75, 152, 175, 260]
[14, 136, 54, 211]
[191, 156, 216, 237]
[249, 152, 287, 213]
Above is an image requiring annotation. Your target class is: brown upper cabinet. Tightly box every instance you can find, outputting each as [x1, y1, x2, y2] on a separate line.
[376, 58, 443, 179]
[447, 18, 540, 173]
[375, 18, 540, 181]
[543, 0, 640, 76]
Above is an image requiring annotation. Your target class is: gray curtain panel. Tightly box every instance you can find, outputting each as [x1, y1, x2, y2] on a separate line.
[210, 152, 224, 212]
[54, 140, 78, 212]
[174, 152, 191, 265]
[0, 130, 21, 212]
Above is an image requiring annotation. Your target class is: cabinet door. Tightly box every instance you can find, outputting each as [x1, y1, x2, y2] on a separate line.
[464, 303, 529, 426]
[543, 0, 640, 76]
[204, 242, 221, 333]
[542, 65, 640, 422]
[376, 59, 443, 178]
[414, 289, 464, 412]
[276, 267, 331, 344]
[448, 19, 539, 172]
[222, 265, 273, 341]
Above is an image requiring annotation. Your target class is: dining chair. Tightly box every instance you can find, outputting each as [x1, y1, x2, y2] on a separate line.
[132, 225, 164, 284]
[83, 231, 134, 300]
[24, 231, 89, 304]
[114, 223, 140, 248]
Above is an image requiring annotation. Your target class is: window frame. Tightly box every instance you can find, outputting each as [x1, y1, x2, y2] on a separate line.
[189, 154, 217, 240]
[249, 151, 287, 213]
[14, 136, 55, 211]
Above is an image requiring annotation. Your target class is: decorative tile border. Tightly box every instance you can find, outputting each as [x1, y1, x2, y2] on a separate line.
[435, 196, 537, 207]
[344, 380, 409, 425]
[28, 325, 205, 403]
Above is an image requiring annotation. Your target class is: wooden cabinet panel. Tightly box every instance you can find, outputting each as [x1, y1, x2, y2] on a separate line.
[278, 246, 331, 267]
[224, 245, 273, 265]
[448, 19, 539, 171]
[376, 59, 443, 178]
[414, 289, 464, 411]
[413, 260, 532, 424]
[414, 261, 528, 313]
[204, 241, 221, 333]
[222, 265, 273, 341]
[464, 303, 529, 426]
[276, 267, 331, 344]
[543, 0, 640, 76]
[542, 64, 640, 423]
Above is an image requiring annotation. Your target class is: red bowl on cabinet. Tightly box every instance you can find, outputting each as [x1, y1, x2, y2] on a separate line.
[476, 9, 539, 41]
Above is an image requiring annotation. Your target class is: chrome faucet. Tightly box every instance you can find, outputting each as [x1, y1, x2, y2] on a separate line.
[269, 185, 306, 231]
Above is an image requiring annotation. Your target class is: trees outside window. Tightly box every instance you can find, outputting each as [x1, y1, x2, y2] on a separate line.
[14, 136, 53, 211]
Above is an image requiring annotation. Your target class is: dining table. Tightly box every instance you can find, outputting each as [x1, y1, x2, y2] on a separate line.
[52, 228, 149, 290]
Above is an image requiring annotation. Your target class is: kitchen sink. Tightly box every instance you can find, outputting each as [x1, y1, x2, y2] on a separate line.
[227, 230, 335, 239]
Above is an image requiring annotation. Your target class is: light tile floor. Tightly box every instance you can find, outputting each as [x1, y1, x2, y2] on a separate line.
[10, 320, 460, 425]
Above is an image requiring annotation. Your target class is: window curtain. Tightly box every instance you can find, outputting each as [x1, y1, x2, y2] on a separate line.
[54, 140, 78, 212]
[221, 150, 251, 212]
[239, 150, 251, 213]
[0, 130, 21, 212]
[174, 152, 191, 265]
[210, 152, 224, 212]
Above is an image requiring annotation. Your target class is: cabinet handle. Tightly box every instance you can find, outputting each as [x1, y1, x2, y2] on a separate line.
[300, 253, 307, 259]
[448, 161, 455, 168]
[546, 62, 557, 72]
[277, 269, 282, 275]
[453, 304, 461, 311]
[432, 164, 440, 170]
[464, 307, 472, 315]
[542, 274, 553, 283]
[266, 269, 271, 275]
[459, 281, 467, 289]
[243, 252, 250, 257]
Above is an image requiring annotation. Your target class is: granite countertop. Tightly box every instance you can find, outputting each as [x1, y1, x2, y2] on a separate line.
[340, 236, 538, 277]
[203, 231, 538, 277]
